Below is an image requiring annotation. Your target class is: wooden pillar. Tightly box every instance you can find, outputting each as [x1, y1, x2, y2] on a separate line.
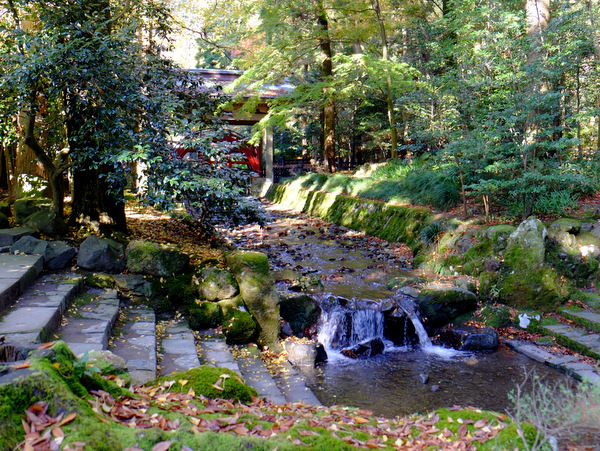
[262, 124, 274, 182]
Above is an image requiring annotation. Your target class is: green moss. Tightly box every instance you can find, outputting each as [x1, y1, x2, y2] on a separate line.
[472, 304, 512, 328]
[224, 309, 258, 345]
[498, 267, 567, 311]
[226, 250, 271, 277]
[84, 273, 115, 289]
[149, 272, 196, 314]
[434, 408, 535, 450]
[152, 366, 257, 403]
[545, 242, 599, 287]
[188, 301, 223, 330]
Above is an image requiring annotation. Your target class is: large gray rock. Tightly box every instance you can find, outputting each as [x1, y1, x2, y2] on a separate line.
[198, 267, 239, 301]
[417, 283, 478, 328]
[113, 274, 152, 296]
[284, 340, 327, 366]
[77, 236, 125, 273]
[581, 221, 600, 239]
[10, 236, 48, 256]
[280, 293, 321, 337]
[13, 198, 52, 224]
[342, 337, 385, 359]
[45, 241, 77, 270]
[226, 251, 280, 347]
[438, 326, 499, 351]
[126, 240, 189, 277]
[506, 217, 548, 268]
[23, 208, 68, 236]
[0, 227, 36, 246]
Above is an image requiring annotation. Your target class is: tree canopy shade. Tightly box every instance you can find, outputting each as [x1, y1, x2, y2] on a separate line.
[193, 0, 600, 217]
[0, 0, 263, 231]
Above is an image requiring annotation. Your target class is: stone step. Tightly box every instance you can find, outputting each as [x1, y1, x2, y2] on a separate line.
[233, 344, 288, 405]
[507, 339, 600, 386]
[59, 288, 120, 357]
[0, 254, 44, 313]
[0, 272, 83, 348]
[560, 308, 600, 334]
[158, 320, 200, 376]
[109, 308, 157, 385]
[198, 338, 242, 374]
[540, 323, 600, 360]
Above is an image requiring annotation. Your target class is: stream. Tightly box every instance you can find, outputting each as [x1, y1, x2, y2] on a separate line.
[225, 201, 573, 417]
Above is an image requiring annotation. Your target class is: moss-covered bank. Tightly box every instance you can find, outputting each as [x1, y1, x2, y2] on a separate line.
[266, 183, 432, 249]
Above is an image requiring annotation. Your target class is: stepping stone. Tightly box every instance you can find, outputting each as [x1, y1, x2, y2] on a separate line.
[0, 254, 44, 312]
[234, 344, 287, 404]
[198, 339, 241, 374]
[0, 273, 83, 347]
[159, 321, 200, 375]
[561, 309, 600, 334]
[60, 288, 120, 356]
[541, 324, 600, 359]
[110, 308, 156, 384]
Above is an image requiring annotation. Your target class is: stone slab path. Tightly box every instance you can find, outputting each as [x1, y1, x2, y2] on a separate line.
[59, 288, 120, 357]
[0, 271, 82, 348]
[507, 339, 600, 386]
[159, 320, 200, 376]
[110, 308, 157, 385]
[0, 254, 44, 312]
[541, 323, 600, 360]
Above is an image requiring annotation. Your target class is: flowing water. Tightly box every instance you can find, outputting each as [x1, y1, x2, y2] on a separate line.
[227, 202, 574, 416]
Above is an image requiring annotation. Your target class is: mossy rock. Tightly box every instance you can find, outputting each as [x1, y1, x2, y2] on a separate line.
[461, 241, 493, 276]
[472, 304, 512, 328]
[548, 218, 582, 234]
[576, 231, 600, 258]
[13, 197, 53, 224]
[152, 366, 257, 403]
[0, 341, 129, 450]
[188, 301, 223, 330]
[198, 267, 239, 301]
[226, 251, 280, 347]
[126, 239, 189, 277]
[478, 271, 500, 301]
[386, 275, 427, 291]
[23, 208, 68, 236]
[150, 273, 196, 313]
[84, 272, 116, 289]
[417, 284, 478, 328]
[223, 308, 258, 345]
[0, 202, 11, 217]
[505, 217, 548, 269]
[279, 293, 321, 336]
[0, 212, 8, 228]
[485, 224, 516, 252]
[546, 241, 599, 287]
[217, 296, 245, 319]
[498, 267, 567, 311]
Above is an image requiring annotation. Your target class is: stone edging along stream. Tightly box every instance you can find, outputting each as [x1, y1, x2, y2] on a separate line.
[259, 181, 433, 250]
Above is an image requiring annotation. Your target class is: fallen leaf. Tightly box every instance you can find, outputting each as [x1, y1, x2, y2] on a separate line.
[36, 342, 56, 350]
[152, 441, 173, 451]
[12, 361, 31, 369]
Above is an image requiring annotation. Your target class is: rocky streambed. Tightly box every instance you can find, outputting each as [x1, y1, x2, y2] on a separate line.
[223, 201, 575, 415]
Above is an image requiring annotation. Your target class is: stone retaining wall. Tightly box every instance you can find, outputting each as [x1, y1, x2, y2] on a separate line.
[261, 182, 432, 249]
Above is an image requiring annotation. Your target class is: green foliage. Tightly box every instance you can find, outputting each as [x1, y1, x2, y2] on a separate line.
[419, 220, 447, 245]
[508, 369, 600, 451]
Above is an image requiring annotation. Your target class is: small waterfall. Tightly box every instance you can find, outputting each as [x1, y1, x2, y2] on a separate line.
[318, 305, 384, 351]
[396, 296, 432, 350]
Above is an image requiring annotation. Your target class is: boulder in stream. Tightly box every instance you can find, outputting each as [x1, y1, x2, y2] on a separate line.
[438, 326, 499, 351]
[341, 337, 385, 358]
[417, 283, 477, 328]
[284, 339, 327, 366]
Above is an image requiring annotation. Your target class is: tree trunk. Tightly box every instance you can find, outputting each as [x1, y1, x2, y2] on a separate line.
[317, 0, 336, 173]
[372, 0, 398, 158]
